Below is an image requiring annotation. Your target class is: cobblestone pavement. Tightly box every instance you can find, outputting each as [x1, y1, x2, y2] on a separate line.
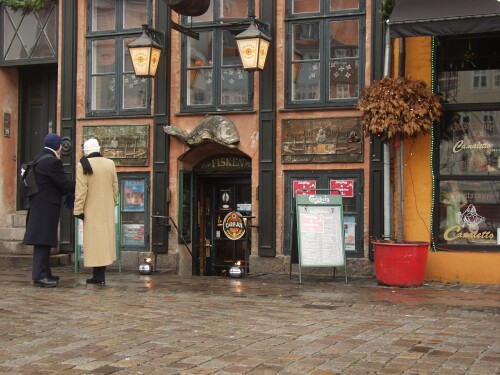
[0, 266, 498, 375]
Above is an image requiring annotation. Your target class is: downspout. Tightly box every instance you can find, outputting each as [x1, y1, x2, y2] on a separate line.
[382, 23, 392, 240]
[396, 38, 406, 242]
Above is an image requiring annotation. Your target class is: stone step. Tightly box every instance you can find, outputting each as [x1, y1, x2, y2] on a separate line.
[0, 253, 70, 268]
[0, 240, 32, 255]
[11, 212, 27, 228]
[0, 227, 26, 242]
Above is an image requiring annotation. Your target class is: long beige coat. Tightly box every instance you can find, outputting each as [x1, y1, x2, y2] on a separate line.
[74, 157, 118, 267]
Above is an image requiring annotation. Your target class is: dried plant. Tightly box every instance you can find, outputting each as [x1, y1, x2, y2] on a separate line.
[357, 76, 442, 141]
[0, 0, 45, 12]
[358, 76, 442, 243]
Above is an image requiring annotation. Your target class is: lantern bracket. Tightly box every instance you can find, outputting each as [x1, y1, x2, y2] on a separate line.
[171, 19, 200, 40]
[146, 25, 165, 52]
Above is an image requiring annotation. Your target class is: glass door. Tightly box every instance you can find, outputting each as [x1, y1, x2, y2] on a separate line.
[204, 178, 252, 276]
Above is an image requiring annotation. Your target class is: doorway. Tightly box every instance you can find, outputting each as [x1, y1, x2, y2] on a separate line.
[17, 64, 57, 210]
[196, 176, 252, 276]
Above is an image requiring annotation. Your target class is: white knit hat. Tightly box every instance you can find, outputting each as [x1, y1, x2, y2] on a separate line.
[83, 138, 101, 155]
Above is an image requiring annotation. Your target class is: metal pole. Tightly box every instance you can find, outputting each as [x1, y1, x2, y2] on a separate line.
[382, 23, 392, 240]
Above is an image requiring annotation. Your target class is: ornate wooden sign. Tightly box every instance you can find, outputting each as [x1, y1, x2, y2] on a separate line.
[282, 117, 363, 163]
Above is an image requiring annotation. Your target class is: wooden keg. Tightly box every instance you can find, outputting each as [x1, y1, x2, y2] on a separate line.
[166, 0, 210, 17]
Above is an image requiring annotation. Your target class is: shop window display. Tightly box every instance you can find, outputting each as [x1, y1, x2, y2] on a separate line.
[435, 34, 500, 250]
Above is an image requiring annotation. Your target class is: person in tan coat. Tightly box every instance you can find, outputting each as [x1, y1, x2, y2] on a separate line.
[74, 138, 118, 285]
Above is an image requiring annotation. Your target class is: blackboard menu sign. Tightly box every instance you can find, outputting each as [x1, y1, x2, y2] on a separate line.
[294, 194, 346, 283]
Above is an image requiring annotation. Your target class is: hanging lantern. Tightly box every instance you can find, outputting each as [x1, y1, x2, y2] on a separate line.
[235, 19, 271, 72]
[128, 25, 163, 78]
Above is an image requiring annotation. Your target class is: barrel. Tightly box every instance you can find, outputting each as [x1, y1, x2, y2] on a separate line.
[166, 0, 210, 17]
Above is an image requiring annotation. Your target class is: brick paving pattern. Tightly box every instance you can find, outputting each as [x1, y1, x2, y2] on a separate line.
[0, 267, 498, 374]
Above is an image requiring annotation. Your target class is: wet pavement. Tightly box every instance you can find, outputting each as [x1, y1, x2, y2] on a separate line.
[0, 266, 498, 375]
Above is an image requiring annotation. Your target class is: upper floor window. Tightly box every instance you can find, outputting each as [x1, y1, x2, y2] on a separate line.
[473, 70, 488, 89]
[86, 0, 152, 116]
[181, 0, 253, 113]
[285, 0, 365, 108]
[436, 34, 500, 105]
[1, 1, 57, 65]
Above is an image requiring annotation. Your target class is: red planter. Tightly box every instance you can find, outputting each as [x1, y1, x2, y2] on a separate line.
[373, 241, 429, 287]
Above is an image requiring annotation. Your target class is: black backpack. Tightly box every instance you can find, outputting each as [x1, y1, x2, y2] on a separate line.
[20, 154, 52, 197]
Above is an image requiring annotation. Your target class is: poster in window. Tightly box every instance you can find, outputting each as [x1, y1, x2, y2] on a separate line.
[439, 180, 499, 245]
[122, 224, 145, 246]
[330, 179, 354, 197]
[123, 180, 145, 211]
[344, 216, 356, 251]
[293, 179, 316, 196]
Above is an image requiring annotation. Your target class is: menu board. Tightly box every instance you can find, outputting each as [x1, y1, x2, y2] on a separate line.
[295, 194, 345, 268]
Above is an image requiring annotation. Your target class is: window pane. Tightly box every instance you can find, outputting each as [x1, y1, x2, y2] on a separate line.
[330, 19, 358, 58]
[292, 23, 320, 60]
[222, 30, 241, 66]
[187, 31, 214, 105]
[91, 75, 115, 110]
[92, 39, 116, 74]
[220, 0, 248, 18]
[123, 0, 148, 29]
[293, 0, 320, 13]
[330, 60, 359, 99]
[221, 68, 249, 105]
[92, 0, 116, 31]
[123, 74, 147, 109]
[292, 62, 320, 101]
[438, 70, 500, 104]
[438, 180, 499, 245]
[439, 111, 500, 176]
[188, 32, 213, 67]
[330, 0, 359, 11]
[44, 5, 57, 56]
[329, 20, 359, 99]
[17, 12, 38, 56]
[187, 69, 214, 105]
[91, 39, 116, 111]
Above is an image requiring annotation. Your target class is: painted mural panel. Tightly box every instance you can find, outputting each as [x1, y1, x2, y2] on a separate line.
[282, 117, 363, 163]
[82, 125, 149, 166]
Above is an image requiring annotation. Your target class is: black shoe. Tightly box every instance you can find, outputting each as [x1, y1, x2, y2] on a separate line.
[86, 278, 105, 285]
[48, 275, 60, 281]
[34, 277, 57, 288]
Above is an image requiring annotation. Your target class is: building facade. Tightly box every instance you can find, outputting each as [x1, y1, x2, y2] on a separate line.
[0, 0, 498, 284]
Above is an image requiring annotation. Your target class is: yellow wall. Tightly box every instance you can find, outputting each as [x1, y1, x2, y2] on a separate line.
[402, 37, 500, 285]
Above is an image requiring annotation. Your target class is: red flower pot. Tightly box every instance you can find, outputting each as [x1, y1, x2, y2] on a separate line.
[373, 241, 429, 287]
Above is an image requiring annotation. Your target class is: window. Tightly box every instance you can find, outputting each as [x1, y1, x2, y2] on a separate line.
[181, 0, 253, 112]
[86, 0, 151, 116]
[434, 34, 500, 251]
[1, 1, 57, 64]
[285, 0, 365, 108]
[284, 170, 364, 259]
[494, 70, 500, 88]
[472, 70, 488, 89]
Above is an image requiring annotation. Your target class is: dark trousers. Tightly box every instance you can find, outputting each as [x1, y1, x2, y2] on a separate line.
[32, 245, 51, 280]
[93, 266, 106, 282]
